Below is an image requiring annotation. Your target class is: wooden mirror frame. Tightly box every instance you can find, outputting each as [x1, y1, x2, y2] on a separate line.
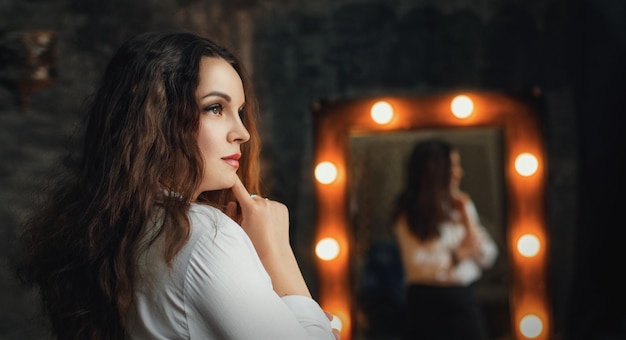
[312, 91, 550, 340]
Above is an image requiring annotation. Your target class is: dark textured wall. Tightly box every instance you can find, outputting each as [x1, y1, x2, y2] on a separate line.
[0, 0, 623, 339]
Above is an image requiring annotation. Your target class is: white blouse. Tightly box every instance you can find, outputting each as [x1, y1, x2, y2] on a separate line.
[127, 203, 335, 339]
[394, 199, 498, 286]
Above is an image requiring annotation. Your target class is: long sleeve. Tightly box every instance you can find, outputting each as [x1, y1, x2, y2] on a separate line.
[128, 204, 334, 340]
[394, 199, 498, 286]
[394, 219, 456, 285]
[463, 199, 498, 269]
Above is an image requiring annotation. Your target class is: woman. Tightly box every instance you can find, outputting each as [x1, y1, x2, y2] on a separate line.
[16, 31, 338, 340]
[392, 139, 498, 340]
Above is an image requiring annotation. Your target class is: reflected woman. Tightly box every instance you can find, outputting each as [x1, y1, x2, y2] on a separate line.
[391, 139, 498, 340]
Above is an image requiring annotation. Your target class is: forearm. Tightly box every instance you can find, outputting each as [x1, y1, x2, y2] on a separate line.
[452, 246, 479, 262]
[451, 229, 497, 268]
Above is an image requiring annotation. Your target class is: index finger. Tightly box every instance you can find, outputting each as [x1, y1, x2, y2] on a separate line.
[230, 176, 252, 206]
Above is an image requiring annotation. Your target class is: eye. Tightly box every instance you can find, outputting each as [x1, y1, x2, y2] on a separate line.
[203, 103, 223, 115]
[238, 106, 246, 120]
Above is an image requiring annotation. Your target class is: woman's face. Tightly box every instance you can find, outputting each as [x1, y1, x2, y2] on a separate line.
[194, 57, 250, 198]
[450, 149, 464, 194]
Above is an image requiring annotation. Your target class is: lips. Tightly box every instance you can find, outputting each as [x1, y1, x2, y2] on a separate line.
[222, 153, 241, 169]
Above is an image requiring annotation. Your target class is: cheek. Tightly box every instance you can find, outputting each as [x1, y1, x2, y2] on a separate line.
[450, 171, 462, 185]
[197, 123, 215, 157]
[452, 166, 462, 178]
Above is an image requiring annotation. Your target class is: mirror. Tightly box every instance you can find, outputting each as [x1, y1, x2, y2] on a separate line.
[349, 127, 509, 339]
[312, 92, 549, 340]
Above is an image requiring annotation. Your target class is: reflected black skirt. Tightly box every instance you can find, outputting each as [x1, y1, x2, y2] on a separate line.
[401, 283, 488, 340]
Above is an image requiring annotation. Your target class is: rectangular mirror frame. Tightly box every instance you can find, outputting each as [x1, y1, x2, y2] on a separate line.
[312, 91, 549, 340]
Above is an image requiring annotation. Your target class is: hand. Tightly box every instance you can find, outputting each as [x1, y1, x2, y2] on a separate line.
[229, 177, 290, 259]
[451, 192, 481, 259]
[457, 226, 482, 259]
[229, 177, 311, 298]
[325, 311, 341, 340]
[450, 191, 469, 214]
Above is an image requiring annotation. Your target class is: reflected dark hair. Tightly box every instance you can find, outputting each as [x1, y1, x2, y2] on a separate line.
[15, 31, 261, 339]
[392, 139, 453, 240]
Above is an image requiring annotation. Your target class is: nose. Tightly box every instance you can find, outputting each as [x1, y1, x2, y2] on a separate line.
[228, 114, 250, 143]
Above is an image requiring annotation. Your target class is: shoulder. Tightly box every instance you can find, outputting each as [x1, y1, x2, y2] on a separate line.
[187, 203, 240, 233]
[181, 204, 270, 291]
[177, 203, 263, 278]
[186, 203, 248, 242]
[460, 194, 478, 212]
[393, 215, 424, 243]
[452, 191, 477, 211]
[188, 203, 225, 222]
[392, 214, 408, 233]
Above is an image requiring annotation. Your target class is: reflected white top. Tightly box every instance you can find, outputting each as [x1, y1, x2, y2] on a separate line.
[127, 203, 334, 339]
[394, 199, 498, 286]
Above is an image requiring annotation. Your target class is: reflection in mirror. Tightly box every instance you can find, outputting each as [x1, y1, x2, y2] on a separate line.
[349, 128, 510, 339]
[312, 92, 549, 340]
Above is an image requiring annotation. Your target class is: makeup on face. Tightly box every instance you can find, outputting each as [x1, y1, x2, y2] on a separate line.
[193, 57, 249, 196]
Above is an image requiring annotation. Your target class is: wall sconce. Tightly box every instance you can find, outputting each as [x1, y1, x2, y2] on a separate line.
[0, 30, 58, 112]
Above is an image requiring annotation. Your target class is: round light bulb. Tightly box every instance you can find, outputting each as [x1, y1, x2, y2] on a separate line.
[315, 237, 340, 261]
[520, 314, 543, 338]
[315, 161, 338, 184]
[450, 95, 474, 119]
[370, 101, 394, 125]
[515, 153, 539, 176]
[517, 234, 541, 257]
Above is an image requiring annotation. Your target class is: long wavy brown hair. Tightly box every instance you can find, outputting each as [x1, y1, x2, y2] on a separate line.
[15, 31, 262, 339]
[392, 139, 454, 241]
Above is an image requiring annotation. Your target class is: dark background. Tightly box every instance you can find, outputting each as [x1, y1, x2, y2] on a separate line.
[0, 0, 623, 339]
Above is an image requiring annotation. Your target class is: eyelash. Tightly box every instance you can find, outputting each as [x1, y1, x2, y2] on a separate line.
[202, 103, 246, 123]
[204, 103, 223, 115]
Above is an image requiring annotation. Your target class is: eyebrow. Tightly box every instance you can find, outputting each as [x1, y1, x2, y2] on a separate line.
[201, 91, 231, 102]
[201, 91, 246, 111]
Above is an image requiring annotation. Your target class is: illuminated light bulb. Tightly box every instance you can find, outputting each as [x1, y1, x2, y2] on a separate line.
[515, 153, 539, 176]
[316, 237, 340, 261]
[315, 161, 338, 184]
[370, 101, 394, 124]
[517, 234, 541, 257]
[450, 95, 474, 119]
[519, 314, 543, 338]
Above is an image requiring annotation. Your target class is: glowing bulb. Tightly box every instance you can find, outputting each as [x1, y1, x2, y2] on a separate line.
[520, 314, 543, 338]
[316, 237, 340, 261]
[515, 153, 539, 176]
[315, 161, 338, 184]
[450, 95, 474, 119]
[370, 101, 394, 124]
[517, 234, 541, 257]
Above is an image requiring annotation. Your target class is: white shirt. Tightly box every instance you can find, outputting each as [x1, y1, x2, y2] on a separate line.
[394, 199, 498, 286]
[127, 203, 334, 340]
